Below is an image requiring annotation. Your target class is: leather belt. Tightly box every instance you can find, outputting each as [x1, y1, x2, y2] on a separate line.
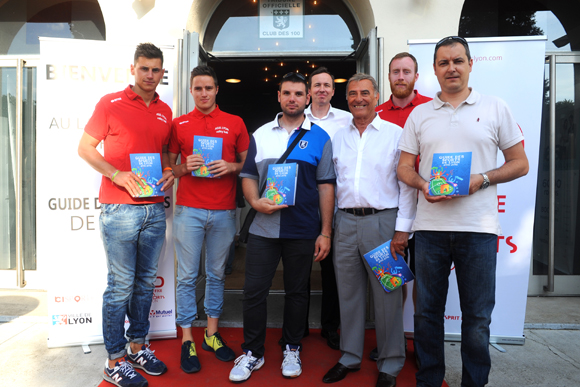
[339, 208, 387, 216]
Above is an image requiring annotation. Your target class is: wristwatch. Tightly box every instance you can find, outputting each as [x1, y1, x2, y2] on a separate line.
[480, 173, 490, 190]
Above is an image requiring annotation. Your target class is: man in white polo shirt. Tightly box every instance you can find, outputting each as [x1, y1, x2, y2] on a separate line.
[397, 36, 529, 387]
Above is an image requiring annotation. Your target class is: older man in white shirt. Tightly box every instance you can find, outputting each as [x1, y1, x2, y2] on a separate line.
[322, 73, 416, 387]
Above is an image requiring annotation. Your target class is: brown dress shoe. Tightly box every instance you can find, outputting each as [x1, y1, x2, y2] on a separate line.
[376, 372, 396, 387]
[322, 362, 360, 383]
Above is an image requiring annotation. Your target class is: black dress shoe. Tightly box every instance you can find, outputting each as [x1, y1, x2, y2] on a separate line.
[321, 330, 340, 350]
[370, 347, 378, 361]
[322, 362, 360, 383]
[376, 372, 396, 387]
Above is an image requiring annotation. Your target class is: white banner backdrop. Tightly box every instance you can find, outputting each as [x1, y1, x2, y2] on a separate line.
[37, 38, 177, 348]
[403, 37, 546, 343]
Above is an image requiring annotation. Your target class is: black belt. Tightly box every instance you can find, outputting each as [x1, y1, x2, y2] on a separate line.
[339, 208, 387, 216]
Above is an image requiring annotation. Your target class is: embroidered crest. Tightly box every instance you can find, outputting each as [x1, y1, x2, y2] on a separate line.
[299, 140, 308, 149]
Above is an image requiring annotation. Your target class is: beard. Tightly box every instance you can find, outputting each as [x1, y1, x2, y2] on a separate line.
[281, 104, 305, 118]
[390, 78, 415, 99]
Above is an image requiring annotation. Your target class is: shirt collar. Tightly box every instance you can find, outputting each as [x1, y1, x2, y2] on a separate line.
[433, 88, 477, 109]
[124, 85, 159, 103]
[273, 113, 312, 131]
[349, 112, 382, 132]
[386, 90, 421, 110]
[191, 104, 221, 118]
[305, 104, 335, 120]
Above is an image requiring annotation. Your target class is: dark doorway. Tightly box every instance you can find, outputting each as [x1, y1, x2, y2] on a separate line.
[210, 57, 356, 133]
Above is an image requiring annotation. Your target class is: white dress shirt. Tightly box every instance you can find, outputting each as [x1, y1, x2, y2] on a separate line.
[332, 114, 416, 232]
[305, 104, 352, 140]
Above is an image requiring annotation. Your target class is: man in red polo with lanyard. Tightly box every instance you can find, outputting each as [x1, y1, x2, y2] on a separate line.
[370, 52, 432, 362]
[79, 42, 174, 387]
[168, 65, 249, 374]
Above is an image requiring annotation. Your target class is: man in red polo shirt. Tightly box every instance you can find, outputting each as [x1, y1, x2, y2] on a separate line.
[168, 65, 250, 374]
[370, 52, 432, 362]
[79, 43, 174, 387]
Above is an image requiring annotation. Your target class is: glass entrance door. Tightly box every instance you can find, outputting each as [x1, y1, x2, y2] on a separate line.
[530, 52, 580, 295]
[0, 57, 37, 288]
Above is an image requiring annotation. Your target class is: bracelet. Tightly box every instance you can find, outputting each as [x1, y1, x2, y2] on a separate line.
[163, 167, 174, 176]
[319, 233, 331, 239]
[110, 170, 119, 182]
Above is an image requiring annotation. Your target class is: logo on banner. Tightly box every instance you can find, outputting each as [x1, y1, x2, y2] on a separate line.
[273, 10, 290, 30]
[52, 313, 93, 325]
[54, 294, 96, 303]
[150, 309, 173, 318]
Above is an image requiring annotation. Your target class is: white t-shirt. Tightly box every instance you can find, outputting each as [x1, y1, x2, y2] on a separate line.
[305, 104, 352, 140]
[399, 89, 524, 235]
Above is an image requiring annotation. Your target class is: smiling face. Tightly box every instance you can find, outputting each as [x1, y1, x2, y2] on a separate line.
[433, 43, 473, 96]
[191, 75, 218, 114]
[309, 72, 335, 107]
[131, 56, 164, 96]
[389, 57, 418, 99]
[278, 80, 309, 118]
[347, 79, 379, 121]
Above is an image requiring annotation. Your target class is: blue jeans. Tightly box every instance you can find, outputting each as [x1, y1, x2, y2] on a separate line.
[414, 231, 497, 387]
[174, 206, 235, 327]
[100, 203, 167, 359]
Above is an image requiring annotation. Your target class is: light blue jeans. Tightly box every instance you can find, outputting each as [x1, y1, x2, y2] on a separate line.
[100, 203, 167, 359]
[174, 205, 235, 327]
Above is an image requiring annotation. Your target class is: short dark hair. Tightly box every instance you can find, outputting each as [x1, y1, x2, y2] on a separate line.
[309, 66, 335, 89]
[433, 36, 471, 64]
[346, 73, 379, 96]
[134, 43, 164, 67]
[389, 52, 418, 74]
[279, 72, 307, 91]
[190, 65, 218, 88]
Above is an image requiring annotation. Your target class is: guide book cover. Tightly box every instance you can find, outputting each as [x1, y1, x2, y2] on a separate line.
[429, 152, 472, 196]
[130, 153, 163, 198]
[263, 163, 298, 206]
[363, 240, 414, 293]
[193, 136, 223, 178]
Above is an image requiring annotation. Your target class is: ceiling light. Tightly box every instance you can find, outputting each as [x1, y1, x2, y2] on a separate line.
[226, 79, 241, 83]
[335, 78, 347, 83]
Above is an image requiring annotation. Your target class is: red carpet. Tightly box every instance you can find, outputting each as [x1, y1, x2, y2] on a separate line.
[99, 327, 448, 386]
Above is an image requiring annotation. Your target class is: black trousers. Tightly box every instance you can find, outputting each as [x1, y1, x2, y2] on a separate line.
[242, 234, 315, 358]
[320, 243, 340, 332]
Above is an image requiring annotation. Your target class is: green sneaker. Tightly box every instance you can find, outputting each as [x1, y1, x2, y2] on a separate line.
[202, 329, 236, 362]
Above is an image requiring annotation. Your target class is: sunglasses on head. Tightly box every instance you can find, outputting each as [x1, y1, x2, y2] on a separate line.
[435, 36, 468, 50]
[283, 72, 307, 81]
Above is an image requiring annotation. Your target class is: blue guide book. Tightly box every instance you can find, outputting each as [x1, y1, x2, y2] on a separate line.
[193, 136, 223, 178]
[263, 163, 298, 206]
[363, 240, 415, 293]
[429, 152, 472, 196]
[130, 153, 163, 197]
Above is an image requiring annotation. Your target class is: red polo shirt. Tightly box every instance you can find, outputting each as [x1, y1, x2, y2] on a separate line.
[375, 91, 432, 128]
[169, 106, 250, 210]
[84, 85, 172, 205]
[376, 90, 432, 171]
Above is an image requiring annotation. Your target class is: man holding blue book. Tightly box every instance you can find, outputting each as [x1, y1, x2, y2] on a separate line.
[168, 65, 250, 373]
[323, 73, 416, 387]
[397, 36, 529, 387]
[229, 72, 335, 382]
[78, 43, 174, 387]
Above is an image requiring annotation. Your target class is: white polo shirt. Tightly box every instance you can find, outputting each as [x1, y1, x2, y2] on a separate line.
[399, 89, 524, 235]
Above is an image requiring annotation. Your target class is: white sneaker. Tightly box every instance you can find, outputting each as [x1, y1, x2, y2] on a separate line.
[281, 345, 302, 378]
[229, 351, 265, 383]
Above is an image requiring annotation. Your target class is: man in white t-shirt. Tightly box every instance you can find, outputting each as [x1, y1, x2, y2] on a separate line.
[397, 36, 529, 387]
[304, 67, 351, 351]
